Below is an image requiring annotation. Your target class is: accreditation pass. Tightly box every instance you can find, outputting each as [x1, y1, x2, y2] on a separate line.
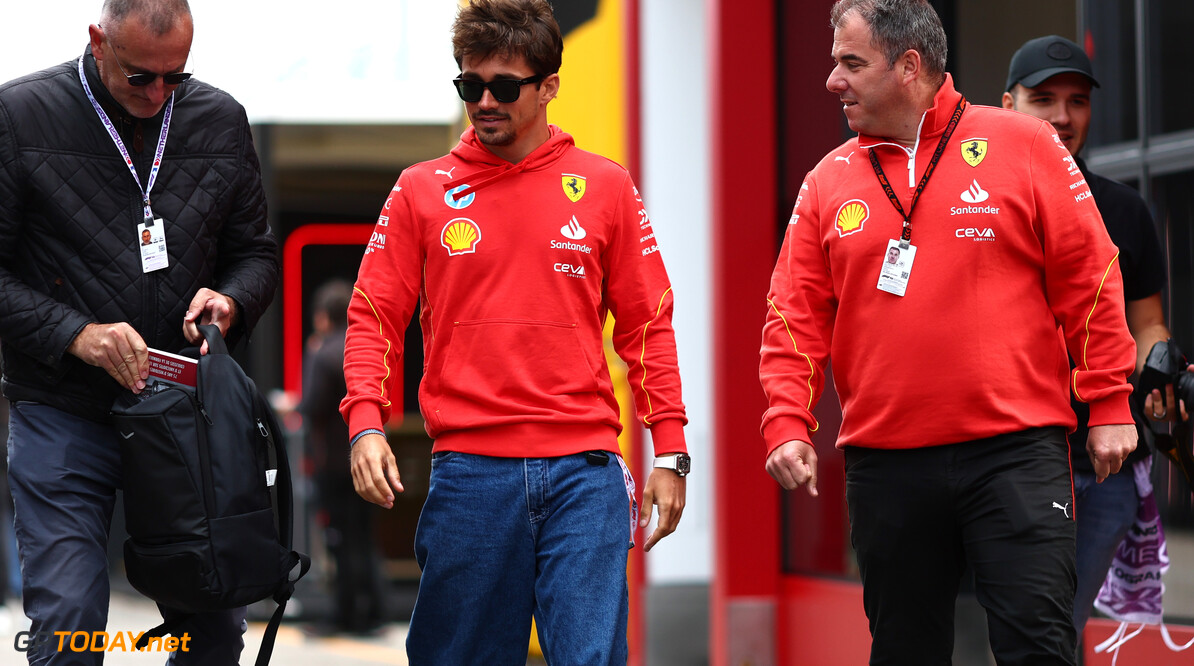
[138, 219, 169, 273]
[877, 239, 916, 297]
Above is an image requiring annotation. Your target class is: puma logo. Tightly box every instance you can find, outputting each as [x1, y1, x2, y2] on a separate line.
[834, 152, 854, 165]
[1052, 501, 1070, 518]
[435, 167, 457, 178]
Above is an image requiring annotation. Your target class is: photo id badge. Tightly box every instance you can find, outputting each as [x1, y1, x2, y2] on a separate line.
[138, 219, 169, 273]
[877, 239, 916, 297]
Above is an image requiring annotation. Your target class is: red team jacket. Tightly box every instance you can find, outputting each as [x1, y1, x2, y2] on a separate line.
[760, 75, 1135, 455]
[341, 126, 687, 458]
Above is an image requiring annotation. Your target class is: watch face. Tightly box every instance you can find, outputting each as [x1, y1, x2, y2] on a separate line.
[676, 454, 691, 475]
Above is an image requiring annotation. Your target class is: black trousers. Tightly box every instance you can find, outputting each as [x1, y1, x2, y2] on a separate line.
[845, 427, 1077, 666]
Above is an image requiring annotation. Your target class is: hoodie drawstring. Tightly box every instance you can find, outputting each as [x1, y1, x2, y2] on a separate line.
[444, 161, 529, 202]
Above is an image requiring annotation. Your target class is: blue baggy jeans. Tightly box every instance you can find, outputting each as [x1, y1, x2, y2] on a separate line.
[406, 451, 636, 666]
[1072, 466, 1137, 645]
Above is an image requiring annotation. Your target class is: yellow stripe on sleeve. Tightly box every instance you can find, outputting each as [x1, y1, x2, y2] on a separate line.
[767, 298, 820, 432]
[354, 286, 393, 409]
[638, 289, 673, 426]
[1073, 252, 1121, 403]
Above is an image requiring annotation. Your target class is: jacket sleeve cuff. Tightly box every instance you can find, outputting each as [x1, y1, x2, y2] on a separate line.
[763, 415, 813, 457]
[346, 402, 386, 442]
[1086, 395, 1135, 428]
[648, 419, 687, 456]
[50, 312, 94, 368]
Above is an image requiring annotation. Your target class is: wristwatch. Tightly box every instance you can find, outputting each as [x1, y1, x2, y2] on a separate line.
[653, 453, 691, 477]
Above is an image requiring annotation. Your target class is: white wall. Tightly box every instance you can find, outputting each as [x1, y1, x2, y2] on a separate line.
[0, 1, 461, 124]
[640, 0, 713, 584]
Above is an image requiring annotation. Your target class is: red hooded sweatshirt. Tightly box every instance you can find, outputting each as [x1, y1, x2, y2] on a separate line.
[342, 126, 687, 457]
[760, 75, 1135, 454]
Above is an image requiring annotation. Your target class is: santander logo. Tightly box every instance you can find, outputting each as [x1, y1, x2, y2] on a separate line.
[561, 216, 587, 240]
[960, 179, 989, 204]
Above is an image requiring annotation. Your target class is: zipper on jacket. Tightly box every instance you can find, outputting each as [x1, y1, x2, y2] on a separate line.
[144, 270, 159, 349]
[907, 111, 927, 188]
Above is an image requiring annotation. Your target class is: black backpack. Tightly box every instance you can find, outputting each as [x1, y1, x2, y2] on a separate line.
[111, 324, 309, 665]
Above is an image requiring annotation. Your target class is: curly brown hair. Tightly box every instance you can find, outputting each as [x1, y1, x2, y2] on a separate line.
[452, 0, 563, 77]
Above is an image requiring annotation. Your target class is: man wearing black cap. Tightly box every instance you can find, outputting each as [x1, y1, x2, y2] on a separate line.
[1004, 35, 1178, 648]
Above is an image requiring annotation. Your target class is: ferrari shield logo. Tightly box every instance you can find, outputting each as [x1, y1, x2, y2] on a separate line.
[562, 174, 586, 202]
[960, 139, 987, 167]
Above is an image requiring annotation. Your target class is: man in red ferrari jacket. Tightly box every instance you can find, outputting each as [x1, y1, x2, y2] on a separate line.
[340, 1, 688, 663]
[759, 1, 1136, 663]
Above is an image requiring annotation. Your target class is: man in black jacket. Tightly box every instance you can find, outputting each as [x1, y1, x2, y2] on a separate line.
[1003, 35, 1176, 654]
[0, 1, 277, 663]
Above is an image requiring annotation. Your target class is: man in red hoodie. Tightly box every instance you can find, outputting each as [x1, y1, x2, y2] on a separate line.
[759, 1, 1136, 663]
[341, 1, 689, 663]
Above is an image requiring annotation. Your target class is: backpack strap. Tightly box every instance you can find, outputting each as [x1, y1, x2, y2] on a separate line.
[135, 616, 189, 650]
[255, 553, 312, 666]
[197, 323, 230, 356]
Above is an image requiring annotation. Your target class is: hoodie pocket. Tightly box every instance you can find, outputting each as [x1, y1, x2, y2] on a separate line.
[431, 319, 601, 428]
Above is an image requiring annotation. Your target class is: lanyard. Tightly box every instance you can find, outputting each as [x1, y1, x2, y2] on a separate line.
[78, 52, 173, 225]
[868, 97, 966, 246]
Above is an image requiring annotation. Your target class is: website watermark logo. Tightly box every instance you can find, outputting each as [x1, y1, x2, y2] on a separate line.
[14, 631, 191, 654]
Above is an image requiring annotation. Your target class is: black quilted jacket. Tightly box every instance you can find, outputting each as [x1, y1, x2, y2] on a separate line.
[0, 49, 279, 422]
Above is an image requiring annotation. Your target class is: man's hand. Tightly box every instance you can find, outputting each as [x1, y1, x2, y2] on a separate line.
[766, 439, 818, 496]
[1144, 386, 1188, 423]
[1086, 423, 1138, 482]
[183, 288, 239, 354]
[640, 467, 685, 552]
[68, 322, 149, 393]
[1142, 364, 1194, 424]
[350, 432, 404, 508]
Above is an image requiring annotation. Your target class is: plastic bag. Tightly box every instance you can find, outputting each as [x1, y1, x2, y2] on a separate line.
[1092, 457, 1194, 664]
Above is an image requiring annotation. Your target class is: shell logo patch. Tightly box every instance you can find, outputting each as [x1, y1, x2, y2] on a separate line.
[441, 218, 482, 256]
[562, 174, 586, 202]
[961, 138, 987, 167]
[835, 199, 869, 237]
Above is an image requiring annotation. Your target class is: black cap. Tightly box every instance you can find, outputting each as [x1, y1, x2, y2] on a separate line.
[1006, 35, 1100, 92]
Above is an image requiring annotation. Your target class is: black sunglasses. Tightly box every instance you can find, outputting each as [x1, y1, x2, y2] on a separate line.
[104, 31, 192, 87]
[452, 75, 544, 104]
